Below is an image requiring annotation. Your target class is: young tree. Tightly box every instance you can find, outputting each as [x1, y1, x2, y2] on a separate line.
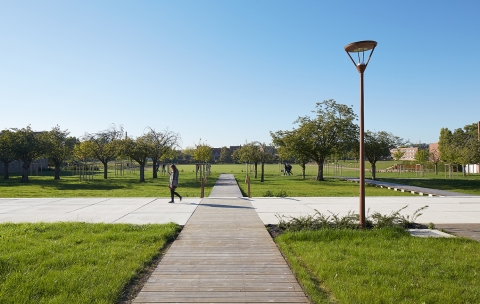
[232, 143, 261, 178]
[193, 141, 213, 180]
[42, 125, 77, 180]
[84, 125, 124, 179]
[429, 146, 441, 175]
[73, 140, 94, 163]
[364, 131, 403, 180]
[289, 100, 358, 181]
[11, 126, 46, 182]
[0, 129, 17, 179]
[256, 142, 274, 182]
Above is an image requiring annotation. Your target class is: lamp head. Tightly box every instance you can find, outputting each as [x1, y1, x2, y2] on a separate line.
[344, 40, 377, 72]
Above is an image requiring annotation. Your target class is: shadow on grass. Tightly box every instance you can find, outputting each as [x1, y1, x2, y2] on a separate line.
[378, 178, 480, 194]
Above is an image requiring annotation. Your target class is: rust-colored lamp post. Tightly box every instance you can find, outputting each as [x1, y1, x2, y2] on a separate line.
[344, 40, 377, 228]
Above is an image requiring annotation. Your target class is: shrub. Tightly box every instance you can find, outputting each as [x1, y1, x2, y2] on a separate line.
[275, 205, 429, 233]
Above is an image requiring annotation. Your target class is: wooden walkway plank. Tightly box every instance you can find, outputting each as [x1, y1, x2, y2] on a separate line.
[133, 174, 309, 303]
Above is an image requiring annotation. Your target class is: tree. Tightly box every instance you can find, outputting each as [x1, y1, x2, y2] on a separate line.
[41, 125, 76, 180]
[73, 140, 94, 163]
[193, 141, 213, 181]
[285, 100, 358, 181]
[122, 135, 151, 182]
[429, 145, 441, 175]
[392, 149, 405, 162]
[414, 148, 430, 164]
[271, 129, 311, 179]
[232, 143, 261, 178]
[218, 146, 232, 163]
[438, 127, 456, 164]
[11, 126, 46, 182]
[84, 125, 124, 179]
[0, 129, 17, 179]
[145, 128, 181, 178]
[364, 131, 402, 180]
[256, 142, 275, 182]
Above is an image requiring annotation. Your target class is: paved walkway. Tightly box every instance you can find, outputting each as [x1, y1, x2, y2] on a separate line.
[133, 174, 309, 303]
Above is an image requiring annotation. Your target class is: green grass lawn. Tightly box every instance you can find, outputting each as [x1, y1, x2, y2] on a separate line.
[2, 163, 479, 197]
[0, 222, 181, 303]
[0, 166, 218, 198]
[275, 228, 480, 304]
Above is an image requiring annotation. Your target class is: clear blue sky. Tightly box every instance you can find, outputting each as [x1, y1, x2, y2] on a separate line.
[1, 1, 479, 149]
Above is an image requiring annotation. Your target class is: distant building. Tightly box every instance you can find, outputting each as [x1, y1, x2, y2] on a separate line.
[390, 147, 418, 161]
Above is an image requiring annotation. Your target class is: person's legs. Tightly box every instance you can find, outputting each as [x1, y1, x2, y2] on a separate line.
[170, 186, 182, 202]
[174, 191, 182, 201]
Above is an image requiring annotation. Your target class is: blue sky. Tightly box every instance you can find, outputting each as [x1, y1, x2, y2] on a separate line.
[1, 1, 479, 149]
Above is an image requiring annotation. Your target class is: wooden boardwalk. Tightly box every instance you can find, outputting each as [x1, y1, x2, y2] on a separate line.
[133, 174, 309, 303]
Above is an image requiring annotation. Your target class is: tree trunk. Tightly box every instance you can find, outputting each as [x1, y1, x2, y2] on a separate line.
[301, 163, 306, 180]
[21, 161, 30, 183]
[54, 162, 61, 180]
[434, 163, 438, 175]
[2, 161, 9, 179]
[103, 162, 108, 179]
[152, 159, 158, 178]
[139, 163, 145, 182]
[260, 162, 265, 182]
[254, 163, 258, 178]
[371, 162, 377, 180]
[316, 161, 324, 181]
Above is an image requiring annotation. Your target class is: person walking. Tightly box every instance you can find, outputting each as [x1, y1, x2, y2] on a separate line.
[168, 164, 182, 203]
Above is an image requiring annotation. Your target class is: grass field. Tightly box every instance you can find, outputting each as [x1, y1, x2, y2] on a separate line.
[0, 167, 219, 198]
[275, 228, 480, 303]
[1, 162, 479, 197]
[0, 222, 180, 303]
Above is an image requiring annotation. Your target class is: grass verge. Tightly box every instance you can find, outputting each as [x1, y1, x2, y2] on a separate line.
[275, 228, 480, 303]
[0, 222, 181, 303]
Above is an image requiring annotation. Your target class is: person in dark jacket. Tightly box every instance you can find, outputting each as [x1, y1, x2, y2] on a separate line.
[168, 164, 182, 203]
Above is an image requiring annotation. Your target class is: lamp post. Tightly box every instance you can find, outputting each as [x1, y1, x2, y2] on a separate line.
[344, 40, 377, 228]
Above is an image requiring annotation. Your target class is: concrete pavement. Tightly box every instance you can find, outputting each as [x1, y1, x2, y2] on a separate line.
[1, 195, 479, 226]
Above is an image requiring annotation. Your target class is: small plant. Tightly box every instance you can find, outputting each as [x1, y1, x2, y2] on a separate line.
[428, 222, 435, 229]
[368, 205, 408, 228]
[263, 190, 288, 197]
[263, 190, 275, 197]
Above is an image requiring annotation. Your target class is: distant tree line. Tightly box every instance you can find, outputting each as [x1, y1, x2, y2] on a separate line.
[0, 125, 181, 182]
[2, 102, 478, 183]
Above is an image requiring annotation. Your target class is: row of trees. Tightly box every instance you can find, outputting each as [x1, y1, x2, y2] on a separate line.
[439, 123, 480, 176]
[0, 125, 181, 182]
